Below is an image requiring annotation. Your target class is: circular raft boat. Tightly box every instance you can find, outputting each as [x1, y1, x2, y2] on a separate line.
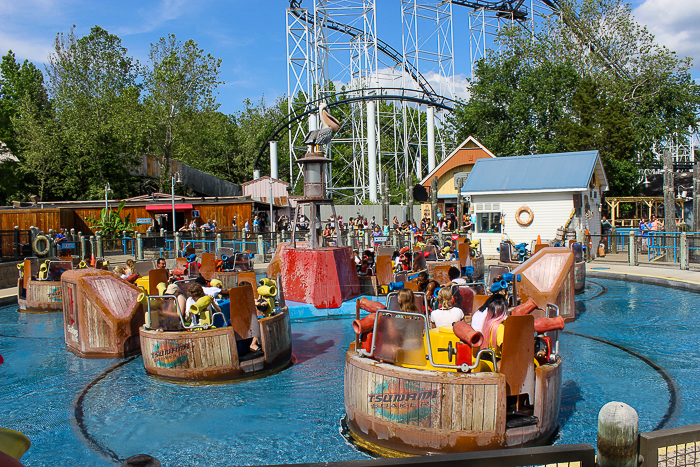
[138, 280, 292, 381]
[17, 259, 73, 313]
[344, 295, 563, 456]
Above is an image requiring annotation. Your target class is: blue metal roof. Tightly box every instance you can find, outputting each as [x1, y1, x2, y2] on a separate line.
[460, 150, 606, 194]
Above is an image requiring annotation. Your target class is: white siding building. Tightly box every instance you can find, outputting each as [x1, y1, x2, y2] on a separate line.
[461, 151, 608, 258]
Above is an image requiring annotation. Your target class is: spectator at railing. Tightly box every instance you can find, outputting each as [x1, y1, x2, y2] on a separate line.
[651, 215, 664, 231]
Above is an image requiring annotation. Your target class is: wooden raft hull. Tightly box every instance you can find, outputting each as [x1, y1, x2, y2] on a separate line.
[574, 261, 585, 293]
[344, 353, 561, 456]
[17, 279, 62, 313]
[139, 309, 292, 381]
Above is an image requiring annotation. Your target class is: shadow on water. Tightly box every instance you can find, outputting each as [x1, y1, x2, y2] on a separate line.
[291, 333, 336, 364]
[558, 379, 584, 429]
[575, 300, 587, 318]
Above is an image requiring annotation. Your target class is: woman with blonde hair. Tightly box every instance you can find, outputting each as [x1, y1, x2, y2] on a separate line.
[397, 288, 419, 314]
[430, 287, 464, 328]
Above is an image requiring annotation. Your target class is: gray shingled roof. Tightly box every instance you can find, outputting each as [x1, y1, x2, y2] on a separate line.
[460, 150, 607, 195]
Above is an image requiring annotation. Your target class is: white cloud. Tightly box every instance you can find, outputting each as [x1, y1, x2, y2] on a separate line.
[632, 0, 700, 68]
[0, 31, 54, 64]
[113, 0, 189, 36]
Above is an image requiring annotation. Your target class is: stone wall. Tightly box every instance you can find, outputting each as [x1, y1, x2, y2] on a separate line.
[0, 262, 19, 290]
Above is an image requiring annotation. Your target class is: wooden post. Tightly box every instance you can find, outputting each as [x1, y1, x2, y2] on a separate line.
[13, 226, 20, 258]
[120, 453, 161, 467]
[80, 235, 88, 260]
[257, 234, 264, 260]
[431, 177, 438, 227]
[694, 161, 700, 233]
[174, 232, 181, 258]
[628, 231, 637, 266]
[597, 401, 639, 467]
[216, 233, 223, 251]
[663, 149, 677, 234]
[680, 232, 689, 270]
[96, 234, 103, 259]
[136, 234, 143, 260]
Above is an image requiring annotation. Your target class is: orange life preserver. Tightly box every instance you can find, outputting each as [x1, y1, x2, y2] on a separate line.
[515, 206, 534, 227]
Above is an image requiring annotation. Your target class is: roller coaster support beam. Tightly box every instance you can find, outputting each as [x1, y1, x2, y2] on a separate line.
[270, 141, 278, 179]
[367, 100, 378, 203]
[427, 106, 436, 174]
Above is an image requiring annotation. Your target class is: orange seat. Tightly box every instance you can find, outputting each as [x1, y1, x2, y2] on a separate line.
[199, 252, 216, 280]
[375, 255, 393, 286]
[237, 271, 258, 299]
[499, 315, 535, 402]
[148, 269, 169, 295]
[432, 264, 452, 285]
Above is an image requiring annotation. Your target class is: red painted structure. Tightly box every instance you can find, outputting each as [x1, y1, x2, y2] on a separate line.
[281, 246, 360, 308]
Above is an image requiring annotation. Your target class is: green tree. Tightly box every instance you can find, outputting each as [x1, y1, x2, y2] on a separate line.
[556, 78, 638, 195]
[15, 26, 143, 201]
[0, 50, 50, 203]
[448, 56, 579, 157]
[142, 34, 222, 191]
[499, 0, 700, 164]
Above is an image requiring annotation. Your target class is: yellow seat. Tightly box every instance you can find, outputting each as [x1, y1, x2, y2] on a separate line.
[0, 427, 31, 460]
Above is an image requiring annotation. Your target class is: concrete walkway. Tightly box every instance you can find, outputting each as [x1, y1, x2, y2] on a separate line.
[585, 257, 700, 294]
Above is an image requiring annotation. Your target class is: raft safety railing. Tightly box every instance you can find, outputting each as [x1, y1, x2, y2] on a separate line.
[358, 309, 498, 373]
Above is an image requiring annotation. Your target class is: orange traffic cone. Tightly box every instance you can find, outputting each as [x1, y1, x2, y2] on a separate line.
[90, 253, 96, 267]
[537, 235, 541, 244]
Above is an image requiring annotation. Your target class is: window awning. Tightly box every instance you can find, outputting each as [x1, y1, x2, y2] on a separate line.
[145, 204, 194, 213]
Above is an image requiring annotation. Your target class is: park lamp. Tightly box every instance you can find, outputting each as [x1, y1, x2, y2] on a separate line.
[105, 183, 112, 213]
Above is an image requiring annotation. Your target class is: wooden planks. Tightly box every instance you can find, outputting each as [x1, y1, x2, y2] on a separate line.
[346, 356, 505, 432]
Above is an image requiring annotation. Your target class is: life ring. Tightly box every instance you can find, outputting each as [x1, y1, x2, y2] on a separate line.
[32, 235, 50, 256]
[515, 206, 534, 227]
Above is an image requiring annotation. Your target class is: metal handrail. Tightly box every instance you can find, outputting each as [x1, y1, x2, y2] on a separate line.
[358, 309, 498, 373]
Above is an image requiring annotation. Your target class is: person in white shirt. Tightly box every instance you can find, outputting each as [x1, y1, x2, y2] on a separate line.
[431, 287, 464, 328]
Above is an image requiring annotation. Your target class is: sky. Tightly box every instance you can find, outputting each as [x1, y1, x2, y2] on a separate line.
[0, 0, 698, 115]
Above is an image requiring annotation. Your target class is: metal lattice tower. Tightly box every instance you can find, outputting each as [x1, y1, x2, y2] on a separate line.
[285, 0, 458, 204]
[401, 0, 455, 180]
[468, 1, 556, 79]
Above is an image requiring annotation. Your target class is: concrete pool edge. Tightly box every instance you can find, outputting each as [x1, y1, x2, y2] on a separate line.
[587, 269, 700, 294]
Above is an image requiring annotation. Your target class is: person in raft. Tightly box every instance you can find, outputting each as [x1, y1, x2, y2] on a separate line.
[431, 287, 464, 328]
[165, 283, 187, 318]
[397, 288, 420, 314]
[156, 257, 169, 276]
[185, 283, 221, 322]
[478, 293, 508, 358]
[448, 266, 466, 285]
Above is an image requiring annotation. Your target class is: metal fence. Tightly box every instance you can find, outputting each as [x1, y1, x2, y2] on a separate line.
[640, 423, 700, 467]
[599, 229, 700, 268]
[236, 443, 596, 467]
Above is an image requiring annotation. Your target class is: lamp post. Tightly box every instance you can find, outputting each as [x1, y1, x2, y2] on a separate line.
[104, 183, 111, 213]
[171, 172, 181, 234]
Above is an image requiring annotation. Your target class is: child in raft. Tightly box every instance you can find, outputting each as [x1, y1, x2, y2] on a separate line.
[430, 288, 464, 328]
[185, 283, 221, 321]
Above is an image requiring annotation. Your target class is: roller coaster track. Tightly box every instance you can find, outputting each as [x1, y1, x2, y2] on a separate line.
[289, 1, 439, 101]
[254, 87, 456, 171]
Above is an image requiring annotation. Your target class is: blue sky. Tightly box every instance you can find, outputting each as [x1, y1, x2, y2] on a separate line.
[0, 0, 698, 115]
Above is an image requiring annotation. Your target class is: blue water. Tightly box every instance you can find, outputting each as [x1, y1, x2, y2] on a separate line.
[1, 278, 698, 466]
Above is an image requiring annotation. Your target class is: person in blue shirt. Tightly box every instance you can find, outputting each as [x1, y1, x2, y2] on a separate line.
[56, 227, 67, 252]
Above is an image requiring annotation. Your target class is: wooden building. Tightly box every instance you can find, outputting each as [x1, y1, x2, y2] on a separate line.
[461, 151, 608, 258]
[419, 136, 496, 219]
[0, 194, 259, 235]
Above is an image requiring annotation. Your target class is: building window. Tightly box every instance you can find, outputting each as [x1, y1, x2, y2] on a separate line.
[477, 211, 502, 233]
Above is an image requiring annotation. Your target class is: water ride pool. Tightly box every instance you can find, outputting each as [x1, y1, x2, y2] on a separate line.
[1, 278, 698, 466]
